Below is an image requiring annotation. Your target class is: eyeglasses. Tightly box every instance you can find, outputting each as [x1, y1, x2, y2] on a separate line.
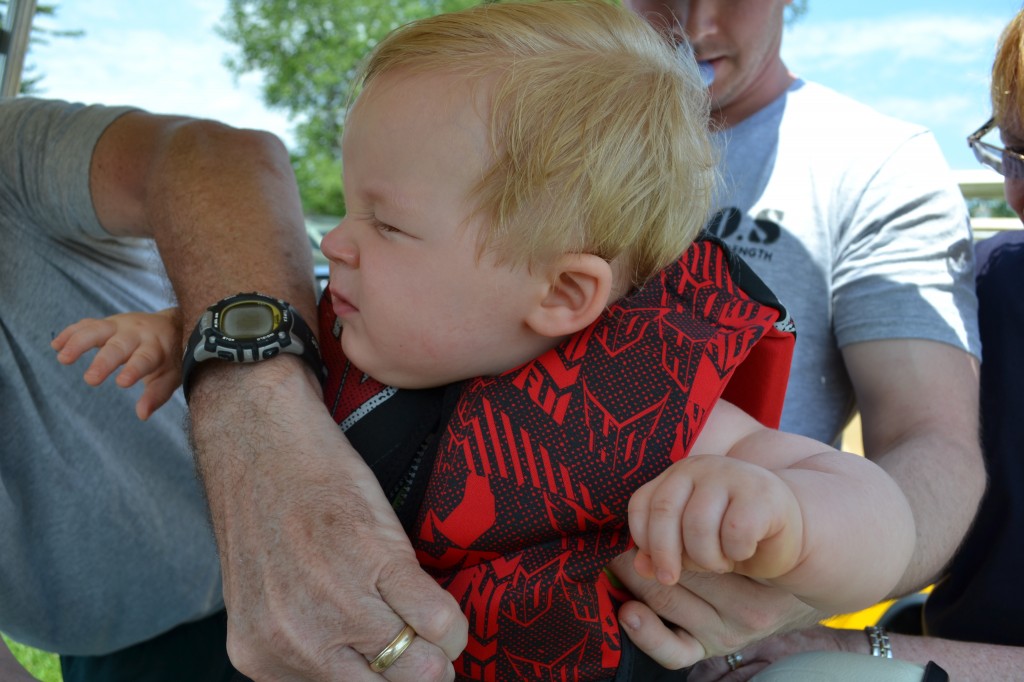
[968, 117, 1024, 179]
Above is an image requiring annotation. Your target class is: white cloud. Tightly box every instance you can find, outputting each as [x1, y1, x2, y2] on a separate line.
[186, 0, 230, 31]
[875, 93, 979, 128]
[781, 11, 1007, 168]
[784, 14, 1005, 70]
[27, 1, 295, 146]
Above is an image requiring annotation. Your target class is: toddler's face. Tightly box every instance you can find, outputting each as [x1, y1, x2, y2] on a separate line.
[321, 69, 553, 388]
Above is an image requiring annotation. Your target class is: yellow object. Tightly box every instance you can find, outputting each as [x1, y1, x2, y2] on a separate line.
[823, 586, 933, 630]
[823, 599, 897, 630]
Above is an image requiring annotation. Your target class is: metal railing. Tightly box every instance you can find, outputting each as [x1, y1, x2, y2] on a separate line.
[957, 168, 1020, 238]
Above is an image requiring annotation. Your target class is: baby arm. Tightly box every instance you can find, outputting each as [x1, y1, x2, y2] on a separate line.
[628, 400, 916, 615]
[52, 307, 183, 420]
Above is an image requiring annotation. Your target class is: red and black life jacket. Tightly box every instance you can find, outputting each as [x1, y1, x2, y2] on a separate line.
[320, 236, 795, 682]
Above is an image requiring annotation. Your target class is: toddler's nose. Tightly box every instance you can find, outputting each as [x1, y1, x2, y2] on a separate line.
[320, 218, 359, 268]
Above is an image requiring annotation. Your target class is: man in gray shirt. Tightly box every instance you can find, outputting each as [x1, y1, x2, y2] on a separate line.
[609, 0, 983, 674]
[0, 92, 469, 682]
[0, 96, 332, 681]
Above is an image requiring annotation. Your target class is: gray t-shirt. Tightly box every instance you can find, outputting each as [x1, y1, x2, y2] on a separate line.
[708, 80, 980, 445]
[0, 98, 222, 654]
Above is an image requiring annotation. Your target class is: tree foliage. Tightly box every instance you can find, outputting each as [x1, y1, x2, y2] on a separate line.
[218, 0, 480, 215]
[0, 1, 82, 93]
[219, 0, 810, 214]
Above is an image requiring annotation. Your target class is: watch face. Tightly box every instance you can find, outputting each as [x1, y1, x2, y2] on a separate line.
[221, 302, 279, 339]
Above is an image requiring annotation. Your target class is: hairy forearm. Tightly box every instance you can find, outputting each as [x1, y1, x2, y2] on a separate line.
[87, 109, 470, 678]
[869, 433, 984, 596]
[775, 626, 1024, 681]
[887, 631, 1024, 679]
[844, 340, 984, 598]
[189, 356, 337, 500]
[688, 625, 1024, 681]
[187, 356, 467, 679]
[139, 117, 316, 326]
[90, 111, 317, 350]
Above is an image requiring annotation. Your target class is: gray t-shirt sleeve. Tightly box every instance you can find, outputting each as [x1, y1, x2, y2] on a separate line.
[713, 80, 980, 443]
[831, 128, 979, 356]
[0, 97, 136, 241]
[0, 98, 223, 654]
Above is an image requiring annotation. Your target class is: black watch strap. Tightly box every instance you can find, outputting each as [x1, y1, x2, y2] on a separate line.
[181, 292, 326, 401]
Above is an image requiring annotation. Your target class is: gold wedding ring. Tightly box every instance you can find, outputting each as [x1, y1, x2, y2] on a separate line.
[369, 623, 416, 673]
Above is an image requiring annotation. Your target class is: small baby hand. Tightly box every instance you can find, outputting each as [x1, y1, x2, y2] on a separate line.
[52, 308, 183, 420]
[628, 454, 803, 585]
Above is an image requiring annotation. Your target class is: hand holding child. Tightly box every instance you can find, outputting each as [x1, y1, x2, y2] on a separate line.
[52, 308, 182, 420]
[628, 453, 804, 585]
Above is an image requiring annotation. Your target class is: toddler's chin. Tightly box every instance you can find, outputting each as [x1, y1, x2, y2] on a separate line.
[339, 333, 374, 374]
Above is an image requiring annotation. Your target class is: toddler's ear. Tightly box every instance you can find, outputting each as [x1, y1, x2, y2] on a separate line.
[526, 253, 613, 338]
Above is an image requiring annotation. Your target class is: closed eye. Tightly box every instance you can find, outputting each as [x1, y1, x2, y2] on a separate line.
[371, 217, 401, 235]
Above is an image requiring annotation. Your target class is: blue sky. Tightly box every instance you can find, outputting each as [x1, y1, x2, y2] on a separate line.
[781, 0, 1020, 170]
[20, 0, 1024, 171]
[24, 1, 293, 141]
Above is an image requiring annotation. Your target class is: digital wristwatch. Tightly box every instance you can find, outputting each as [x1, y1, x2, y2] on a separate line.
[181, 292, 326, 401]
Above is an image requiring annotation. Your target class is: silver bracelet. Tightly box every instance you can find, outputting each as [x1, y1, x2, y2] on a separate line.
[866, 625, 893, 658]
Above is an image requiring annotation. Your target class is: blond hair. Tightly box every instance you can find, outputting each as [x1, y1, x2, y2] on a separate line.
[355, 0, 715, 287]
[992, 10, 1024, 133]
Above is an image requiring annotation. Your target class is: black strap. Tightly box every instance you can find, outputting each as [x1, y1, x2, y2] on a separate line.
[343, 380, 462, 535]
[922, 661, 950, 682]
[612, 632, 690, 682]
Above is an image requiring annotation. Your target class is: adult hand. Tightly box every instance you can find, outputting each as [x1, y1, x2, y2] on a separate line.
[686, 626, 856, 682]
[92, 111, 472, 679]
[190, 359, 468, 681]
[695, 622, 1024, 681]
[608, 550, 820, 670]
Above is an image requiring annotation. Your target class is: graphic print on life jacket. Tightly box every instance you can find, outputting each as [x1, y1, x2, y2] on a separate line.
[320, 238, 794, 682]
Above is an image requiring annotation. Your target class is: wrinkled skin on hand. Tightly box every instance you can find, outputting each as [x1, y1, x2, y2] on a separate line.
[686, 626, 854, 682]
[191, 360, 468, 682]
[609, 551, 821, 671]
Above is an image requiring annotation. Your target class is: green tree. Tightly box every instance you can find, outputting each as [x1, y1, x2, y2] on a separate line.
[218, 0, 480, 215]
[0, 1, 82, 93]
[221, 0, 809, 213]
